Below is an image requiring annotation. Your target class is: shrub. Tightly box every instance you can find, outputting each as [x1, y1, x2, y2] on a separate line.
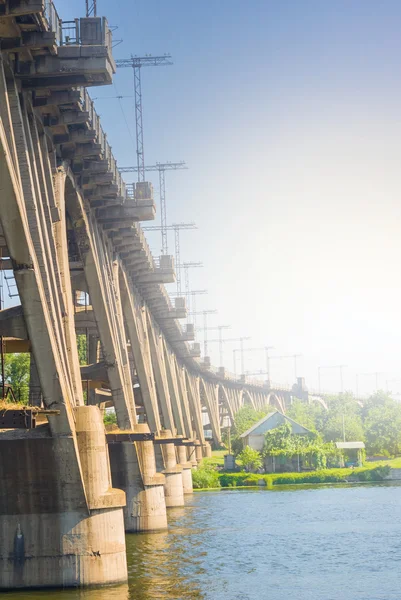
[238, 446, 263, 472]
[192, 465, 221, 489]
[355, 465, 390, 481]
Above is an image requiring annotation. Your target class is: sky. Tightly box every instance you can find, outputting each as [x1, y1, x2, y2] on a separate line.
[54, 0, 401, 396]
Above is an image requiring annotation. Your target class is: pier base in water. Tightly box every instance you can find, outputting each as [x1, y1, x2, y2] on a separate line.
[108, 424, 168, 532]
[0, 406, 127, 589]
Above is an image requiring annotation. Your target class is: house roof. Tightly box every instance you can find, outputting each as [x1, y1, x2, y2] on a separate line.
[335, 441, 365, 449]
[239, 410, 313, 438]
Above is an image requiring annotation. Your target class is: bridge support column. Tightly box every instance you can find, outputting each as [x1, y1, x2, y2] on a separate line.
[203, 442, 212, 458]
[187, 445, 198, 468]
[177, 445, 193, 494]
[155, 430, 184, 507]
[0, 406, 127, 590]
[108, 424, 168, 532]
[195, 442, 203, 464]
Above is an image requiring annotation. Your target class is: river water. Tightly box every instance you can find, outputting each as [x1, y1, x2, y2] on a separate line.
[5, 483, 401, 600]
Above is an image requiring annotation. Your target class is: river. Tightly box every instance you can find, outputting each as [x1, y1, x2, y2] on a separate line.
[5, 483, 401, 600]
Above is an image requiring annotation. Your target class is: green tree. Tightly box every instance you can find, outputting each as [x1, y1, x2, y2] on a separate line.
[363, 397, 401, 456]
[233, 405, 270, 436]
[231, 405, 270, 455]
[286, 400, 325, 432]
[3, 353, 30, 403]
[76, 334, 87, 365]
[263, 421, 293, 455]
[238, 446, 263, 472]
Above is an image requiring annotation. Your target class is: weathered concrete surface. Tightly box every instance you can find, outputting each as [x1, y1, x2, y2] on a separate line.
[177, 445, 193, 494]
[203, 442, 212, 458]
[155, 430, 184, 508]
[108, 424, 168, 532]
[0, 407, 127, 589]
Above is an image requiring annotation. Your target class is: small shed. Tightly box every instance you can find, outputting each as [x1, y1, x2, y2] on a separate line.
[335, 441, 365, 467]
[240, 410, 312, 452]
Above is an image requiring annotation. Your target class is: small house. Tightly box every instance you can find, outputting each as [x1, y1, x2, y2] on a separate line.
[240, 410, 312, 452]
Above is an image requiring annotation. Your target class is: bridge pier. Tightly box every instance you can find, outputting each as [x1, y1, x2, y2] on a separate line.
[187, 444, 198, 468]
[203, 442, 212, 458]
[195, 442, 204, 464]
[177, 445, 193, 494]
[108, 424, 168, 532]
[0, 406, 127, 590]
[155, 430, 185, 507]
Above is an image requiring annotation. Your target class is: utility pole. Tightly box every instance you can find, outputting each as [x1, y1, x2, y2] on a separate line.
[189, 310, 217, 356]
[197, 325, 230, 360]
[232, 345, 274, 378]
[85, 0, 96, 16]
[208, 336, 251, 369]
[318, 364, 347, 394]
[116, 57, 174, 182]
[177, 266, 205, 324]
[122, 162, 187, 254]
[142, 222, 197, 289]
[178, 290, 207, 326]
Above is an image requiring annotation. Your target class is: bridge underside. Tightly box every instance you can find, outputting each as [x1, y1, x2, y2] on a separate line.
[0, 0, 307, 590]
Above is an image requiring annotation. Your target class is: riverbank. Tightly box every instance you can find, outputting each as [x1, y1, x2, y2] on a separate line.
[192, 458, 392, 490]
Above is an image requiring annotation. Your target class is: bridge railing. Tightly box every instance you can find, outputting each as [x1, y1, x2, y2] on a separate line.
[74, 87, 128, 201]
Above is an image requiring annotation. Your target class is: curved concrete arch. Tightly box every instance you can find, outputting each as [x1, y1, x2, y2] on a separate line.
[218, 384, 235, 423]
[268, 392, 285, 413]
[64, 172, 137, 430]
[242, 388, 256, 409]
[199, 378, 221, 446]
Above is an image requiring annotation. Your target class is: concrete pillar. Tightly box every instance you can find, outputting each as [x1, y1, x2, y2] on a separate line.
[0, 406, 127, 590]
[187, 445, 198, 468]
[155, 430, 184, 508]
[203, 442, 212, 458]
[87, 334, 99, 405]
[177, 445, 193, 494]
[195, 443, 203, 464]
[28, 354, 41, 407]
[108, 424, 168, 532]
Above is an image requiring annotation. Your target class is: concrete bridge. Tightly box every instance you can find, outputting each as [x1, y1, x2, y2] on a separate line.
[0, 0, 324, 590]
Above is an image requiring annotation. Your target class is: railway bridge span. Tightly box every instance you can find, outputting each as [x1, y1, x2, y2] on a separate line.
[0, 0, 310, 589]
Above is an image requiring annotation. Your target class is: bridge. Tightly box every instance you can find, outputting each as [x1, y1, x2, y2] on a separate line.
[0, 0, 352, 590]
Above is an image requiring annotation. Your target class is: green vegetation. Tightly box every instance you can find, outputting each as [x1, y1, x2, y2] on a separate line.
[1, 353, 30, 403]
[287, 391, 401, 457]
[228, 392, 401, 461]
[202, 450, 226, 468]
[196, 463, 391, 490]
[238, 446, 263, 472]
[230, 405, 270, 455]
[77, 334, 87, 365]
[192, 464, 221, 489]
[104, 411, 117, 426]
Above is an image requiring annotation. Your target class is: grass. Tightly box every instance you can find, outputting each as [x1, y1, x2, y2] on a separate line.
[217, 465, 391, 488]
[0, 400, 32, 410]
[202, 450, 226, 468]
[196, 451, 393, 490]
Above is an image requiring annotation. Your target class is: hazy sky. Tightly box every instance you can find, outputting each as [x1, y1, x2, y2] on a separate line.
[57, 0, 401, 395]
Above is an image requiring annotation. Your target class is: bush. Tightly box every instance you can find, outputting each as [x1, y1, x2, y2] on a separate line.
[355, 465, 390, 481]
[217, 464, 392, 488]
[238, 446, 262, 472]
[192, 465, 221, 489]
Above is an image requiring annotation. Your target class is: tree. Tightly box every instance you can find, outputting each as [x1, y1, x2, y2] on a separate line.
[286, 400, 325, 432]
[238, 446, 263, 472]
[76, 334, 87, 365]
[3, 353, 30, 403]
[231, 405, 270, 455]
[363, 397, 401, 456]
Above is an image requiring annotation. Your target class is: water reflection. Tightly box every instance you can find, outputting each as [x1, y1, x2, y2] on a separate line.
[4, 485, 401, 600]
[4, 584, 130, 600]
[126, 505, 205, 600]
